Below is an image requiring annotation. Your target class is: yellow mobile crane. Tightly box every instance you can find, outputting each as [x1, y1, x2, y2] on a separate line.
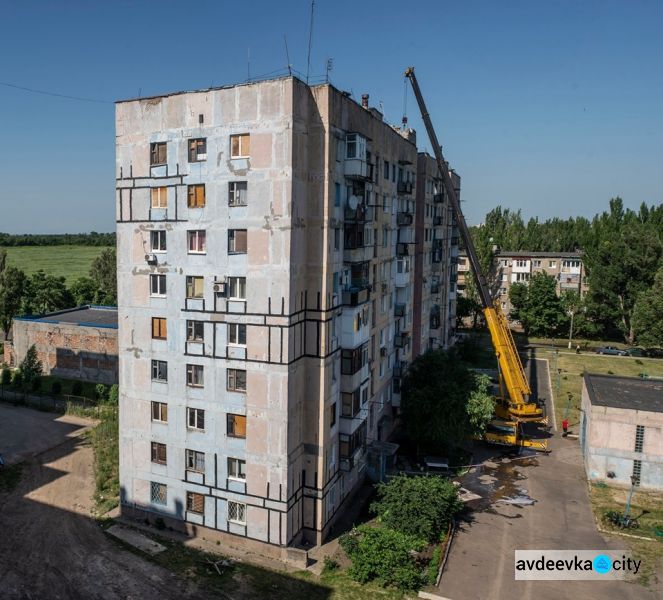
[405, 68, 548, 452]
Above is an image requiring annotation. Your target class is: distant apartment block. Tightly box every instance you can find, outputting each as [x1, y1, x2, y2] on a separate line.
[115, 76, 457, 558]
[4, 306, 118, 385]
[458, 250, 587, 316]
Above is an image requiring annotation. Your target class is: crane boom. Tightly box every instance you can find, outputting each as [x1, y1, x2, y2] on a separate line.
[405, 67, 543, 422]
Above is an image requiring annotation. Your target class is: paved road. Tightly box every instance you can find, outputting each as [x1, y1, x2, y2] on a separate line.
[0, 403, 92, 464]
[438, 357, 661, 600]
[0, 435, 208, 599]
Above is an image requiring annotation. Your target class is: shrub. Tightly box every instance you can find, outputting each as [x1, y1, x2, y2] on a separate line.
[19, 345, 43, 385]
[72, 381, 83, 396]
[11, 369, 23, 387]
[427, 546, 443, 586]
[51, 381, 62, 395]
[371, 475, 463, 543]
[340, 525, 425, 590]
[322, 556, 339, 573]
[108, 384, 119, 405]
[95, 384, 108, 402]
[1, 369, 11, 386]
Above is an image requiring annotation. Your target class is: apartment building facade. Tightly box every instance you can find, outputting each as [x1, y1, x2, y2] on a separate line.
[458, 250, 587, 316]
[116, 76, 456, 556]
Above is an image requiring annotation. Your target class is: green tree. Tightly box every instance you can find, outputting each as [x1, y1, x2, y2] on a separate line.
[19, 344, 43, 386]
[371, 475, 463, 543]
[108, 384, 119, 405]
[23, 270, 73, 315]
[339, 525, 425, 590]
[632, 267, 663, 348]
[90, 248, 117, 305]
[456, 295, 480, 328]
[69, 277, 98, 306]
[466, 374, 495, 435]
[401, 349, 494, 450]
[523, 272, 567, 337]
[0, 266, 27, 338]
[508, 282, 529, 326]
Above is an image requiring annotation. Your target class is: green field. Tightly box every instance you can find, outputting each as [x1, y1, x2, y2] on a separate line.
[1, 245, 114, 285]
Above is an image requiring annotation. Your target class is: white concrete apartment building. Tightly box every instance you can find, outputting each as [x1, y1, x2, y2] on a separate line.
[115, 75, 457, 557]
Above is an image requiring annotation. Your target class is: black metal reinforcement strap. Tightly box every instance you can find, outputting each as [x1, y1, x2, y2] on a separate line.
[405, 67, 493, 309]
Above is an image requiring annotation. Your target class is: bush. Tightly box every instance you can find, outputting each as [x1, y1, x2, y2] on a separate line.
[95, 384, 108, 402]
[1, 369, 11, 386]
[322, 556, 339, 573]
[51, 381, 62, 395]
[371, 475, 462, 543]
[340, 525, 425, 590]
[427, 546, 442, 586]
[72, 381, 83, 396]
[11, 369, 23, 387]
[108, 384, 119, 405]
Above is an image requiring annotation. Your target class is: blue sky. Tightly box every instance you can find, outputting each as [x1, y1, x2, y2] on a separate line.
[0, 0, 661, 233]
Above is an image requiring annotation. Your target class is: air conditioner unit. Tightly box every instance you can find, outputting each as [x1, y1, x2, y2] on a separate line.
[145, 254, 157, 265]
[213, 282, 227, 295]
[380, 347, 387, 357]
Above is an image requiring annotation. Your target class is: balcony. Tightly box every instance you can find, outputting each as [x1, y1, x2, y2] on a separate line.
[433, 192, 445, 204]
[431, 283, 440, 294]
[394, 332, 409, 348]
[430, 315, 441, 330]
[393, 361, 406, 378]
[396, 242, 409, 257]
[397, 212, 413, 226]
[433, 215, 443, 226]
[344, 203, 373, 223]
[342, 286, 370, 306]
[394, 302, 406, 317]
[397, 181, 413, 195]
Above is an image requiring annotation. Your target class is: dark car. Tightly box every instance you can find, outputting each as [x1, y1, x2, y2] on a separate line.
[626, 347, 647, 357]
[645, 348, 663, 359]
[595, 346, 628, 356]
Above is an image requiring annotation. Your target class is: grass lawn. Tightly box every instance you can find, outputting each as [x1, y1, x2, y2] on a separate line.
[1, 245, 114, 285]
[589, 483, 663, 585]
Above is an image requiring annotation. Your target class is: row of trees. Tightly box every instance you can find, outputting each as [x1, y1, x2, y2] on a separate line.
[0, 249, 117, 338]
[0, 232, 115, 247]
[465, 199, 663, 345]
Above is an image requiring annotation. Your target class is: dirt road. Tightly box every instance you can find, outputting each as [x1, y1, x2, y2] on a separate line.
[0, 436, 208, 600]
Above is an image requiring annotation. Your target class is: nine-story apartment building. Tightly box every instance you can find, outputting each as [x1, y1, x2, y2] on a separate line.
[116, 75, 458, 557]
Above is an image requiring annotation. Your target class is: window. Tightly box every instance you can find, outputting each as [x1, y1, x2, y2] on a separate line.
[150, 482, 167, 505]
[150, 230, 167, 252]
[187, 230, 206, 253]
[228, 500, 246, 524]
[151, 401, 168, 422]
[515, 273, 530, 282]
[186, 491, 205, 514]
[334, 228, 340, 250]
[150, 274, 166, 297]
[227, 413, 247, 438]
[532, 260, 541, 268]
[185, 449, 205, 473]
[335, 183, 341, 207]
[548, 261, 557, 268]
[187, 407, 205, 430]
[228, 457, 246, 480]
[228, 323, 246, 345]
[230, 134, 250, 158]
[151, 360, 168, 382]
[151, 187, 168, 209]
[186, 320, 204, 342]
[635, 425, 645, 453]
[384, 160, 389, 180]
[346, 133, 358, 159]
[227, 368, 247, 392]
[229, 181, 248, 206]
[186, 364, 204, 387]
[330, 402, 337, 427]
[632, 459, 642, 486]
[186, 276, 204, 299]
[150, 142, 167, 166]
[188, 138, 207, 162]
[152, 317, 167, 340]
[187, 184, 206, 208]
[228, 276, 246, 300]
[151, 442, 167, 465]
[228, 229, 247, 254]
[515, 259, 527, 268]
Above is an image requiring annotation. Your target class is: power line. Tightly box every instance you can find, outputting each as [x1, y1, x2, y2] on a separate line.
[0, 80, 112, 104]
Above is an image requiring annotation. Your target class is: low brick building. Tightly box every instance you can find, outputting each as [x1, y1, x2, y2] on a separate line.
[4, 306, 118, 385]
[580, 373, 663, 491]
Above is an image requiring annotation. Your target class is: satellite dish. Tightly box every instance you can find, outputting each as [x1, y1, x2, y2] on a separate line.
[348, 195, 359, 210]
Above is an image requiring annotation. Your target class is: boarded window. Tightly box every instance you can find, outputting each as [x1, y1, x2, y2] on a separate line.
[188, 138, 207, 162]
[151, 442, 167, 464]
[151, 187, 168, 208]
[186, 276, 204, 298]
[230, 134, 250, 158]
[227, 413, 247, 438]
[187, 184, 206, 208]
[186, 491, 205, 514]
[228, 229, 247, 253]
[152, 317, 167, 339]
[150, 142, 167, 166]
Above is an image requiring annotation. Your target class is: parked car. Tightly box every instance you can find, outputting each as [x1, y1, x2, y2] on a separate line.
[626, 347, 647, 357]
[595, 346, 628, 356]
[645, 348, 663, 359]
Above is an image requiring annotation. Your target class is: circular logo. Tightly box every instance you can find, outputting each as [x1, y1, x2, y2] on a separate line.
[593, 554, 612, 574]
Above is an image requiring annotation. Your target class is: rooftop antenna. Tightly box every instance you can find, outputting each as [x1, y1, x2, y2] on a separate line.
[306, 0, 315, 84]
[402, 77, 408, 127]
[247, 47, 251, 82]
[284, 35, 292, 76]
[326, 57, 333, 83]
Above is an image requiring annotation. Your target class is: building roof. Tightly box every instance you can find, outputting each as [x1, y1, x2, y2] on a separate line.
[16, 306, 118, 329]
[584, 373, 663, 413]
[459, 250, 583, 259]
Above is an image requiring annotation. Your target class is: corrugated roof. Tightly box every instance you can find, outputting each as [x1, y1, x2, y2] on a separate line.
[584, 373, 663, 413]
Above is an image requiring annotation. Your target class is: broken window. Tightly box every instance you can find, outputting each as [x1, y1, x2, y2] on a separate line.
[186, 449, 205, 473]
[230, 134, 250, 158]
[151, 187, 168, 209]
[228, 229, 247, 254]
[151, 359, 168, 381]
[228, 181, 248, 206]
[188, 138, 207, 162]
[151, 442, 167, 465]
[186, 320, 204, 342]
[150, 142, 167, 166]
[187, 184, 206, 208]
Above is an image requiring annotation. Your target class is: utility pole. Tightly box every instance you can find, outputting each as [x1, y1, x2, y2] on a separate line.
[624, 475, 638, 522]
[567, 308, 575, 349]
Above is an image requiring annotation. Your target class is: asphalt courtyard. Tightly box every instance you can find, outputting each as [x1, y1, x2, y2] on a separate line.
[437, 356, 661, 600]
